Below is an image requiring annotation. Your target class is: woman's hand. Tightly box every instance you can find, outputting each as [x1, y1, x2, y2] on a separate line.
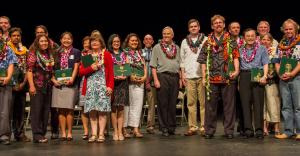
[29, 85, 36, 96]
[106, 87, 113, 96]
[65, 78, 74, 86]
[91, 63, 98, 71]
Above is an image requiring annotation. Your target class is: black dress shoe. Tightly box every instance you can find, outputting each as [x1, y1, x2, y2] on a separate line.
[146, 128, 155, 134]
[162, 132, 169, 137]
[1, 139, 11, 145]
[51, 133, 59, 140]
[60, 137, 67, 141]
[226, 134, 234, 139]
[256, 134, 264, 139]
[33, 138, 48, 143]
[15, 135, 31, 142]
[67, 137, 73, 141]
[205, 134, 213, 139]
[162, 129, 169, 137]
[168, 130, 175, 135]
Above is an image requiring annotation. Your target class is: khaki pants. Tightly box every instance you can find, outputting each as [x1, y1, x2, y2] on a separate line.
[186, 78, 205, 130]
[264, 83, 281, 122]
[146, 86, 157, 129]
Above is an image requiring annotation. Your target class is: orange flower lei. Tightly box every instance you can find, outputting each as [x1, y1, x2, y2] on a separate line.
[278, 35, 300, 51]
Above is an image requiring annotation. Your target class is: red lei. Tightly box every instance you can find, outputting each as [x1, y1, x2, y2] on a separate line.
[160, 40, 177, 59]
[0, 45, 8, 62]
[207, 32, 232, 61]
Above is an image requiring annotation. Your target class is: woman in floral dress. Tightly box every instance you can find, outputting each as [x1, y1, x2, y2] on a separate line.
[79, 34, 114, 143]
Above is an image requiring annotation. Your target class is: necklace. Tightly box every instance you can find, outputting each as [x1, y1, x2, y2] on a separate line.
[125, 48, 142, 63]
[112, 51, 126, 65]
[91, 49, 105, 66]
[278, 35, 300, 57]
[59, 47, 72, 69]
[0, 43, 8, 61]
[242, 42, 259, 63]
[7, 41, 27, 55]
[186, 33, 205, 53]
[36, 50, 54, 71]
[160, 40, 177, 59]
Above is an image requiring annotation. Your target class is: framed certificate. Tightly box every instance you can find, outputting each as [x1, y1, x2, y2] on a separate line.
[279, 56, 297, 76]
[55, 68, 73, 84]
[81, 54, 94, 68]
[114, 64, 131, 76]
[251, 68, 264, 82]
[131, 67, 144, 77]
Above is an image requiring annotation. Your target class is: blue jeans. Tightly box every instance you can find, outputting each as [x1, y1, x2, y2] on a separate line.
[280, 74, 300, 136]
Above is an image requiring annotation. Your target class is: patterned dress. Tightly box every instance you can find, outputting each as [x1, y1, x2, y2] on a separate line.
[112, 52, 129, 107]
[84, 67, 111, 113]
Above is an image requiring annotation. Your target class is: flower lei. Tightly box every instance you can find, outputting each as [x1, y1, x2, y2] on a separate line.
[205, 32, 234, 100]
[91, 49, 105, 67]
[160, 40, 177, 59]
[59, 46, 72, 69]
[36, 50, 54, 71]
[124, 48, 143, 67]
[7, 42, 28, 72]
[241, 41, 259, 63]
[278, 35, 300, 57]
[237, 36, 245, 48]
[186, 33, 205, 53]
[112, 51, 126, 65]
[7, 41, 27, 56]
[0, 42, 8, 61]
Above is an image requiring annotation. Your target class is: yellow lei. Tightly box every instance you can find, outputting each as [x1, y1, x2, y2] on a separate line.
[7, 41, 27, 55]
[91, 49, 105, 65]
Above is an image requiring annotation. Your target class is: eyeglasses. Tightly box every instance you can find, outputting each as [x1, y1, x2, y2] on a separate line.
[36, 31, 45, 34]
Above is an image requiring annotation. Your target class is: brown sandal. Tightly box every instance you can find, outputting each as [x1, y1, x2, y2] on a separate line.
[184, 130, 197, 136]
[133, 131, 144, 138]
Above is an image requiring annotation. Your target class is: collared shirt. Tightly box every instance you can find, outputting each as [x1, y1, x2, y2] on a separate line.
[150, 43, 180, 73]
[0, 46, 17, 69]
[197, 32, 239, 83]
[273, 38, 300, 63]
[142, 48, 153, 77]
[239, 44, 270, 70]
[180, 36, 207, 79]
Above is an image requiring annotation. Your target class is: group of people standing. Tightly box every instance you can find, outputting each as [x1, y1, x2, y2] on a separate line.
[0, 14, 299, 146]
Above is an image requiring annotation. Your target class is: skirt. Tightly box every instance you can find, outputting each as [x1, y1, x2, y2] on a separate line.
[51, 86, 78, 109]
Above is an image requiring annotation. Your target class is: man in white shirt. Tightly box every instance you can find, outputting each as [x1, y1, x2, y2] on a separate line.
[180, 19, 207, 136]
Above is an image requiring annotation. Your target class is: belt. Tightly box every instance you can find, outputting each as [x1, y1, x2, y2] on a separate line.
[240, 69, 251, 72]
[161, 71, 179, 76]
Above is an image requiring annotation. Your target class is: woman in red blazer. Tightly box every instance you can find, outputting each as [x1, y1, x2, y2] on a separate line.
[79, 34, 114, 143]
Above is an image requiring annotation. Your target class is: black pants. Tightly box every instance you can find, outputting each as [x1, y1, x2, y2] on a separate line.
[205, 83, 236, 135]
[12, 90, 26, 138]
[30, 89, 51, 141]
[236, 86, 244, 133]
[156, 72, 179, 132]
[51, 108, 59, 135]
[239, 71, 264, 135]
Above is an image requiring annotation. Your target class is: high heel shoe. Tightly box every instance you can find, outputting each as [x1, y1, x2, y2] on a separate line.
[118, 134, 125, 141]
[97, 135, 105, 143]
[88, 135, 97, 143]
[113, 134, 119, 141]
[82, 134, 89, 140]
